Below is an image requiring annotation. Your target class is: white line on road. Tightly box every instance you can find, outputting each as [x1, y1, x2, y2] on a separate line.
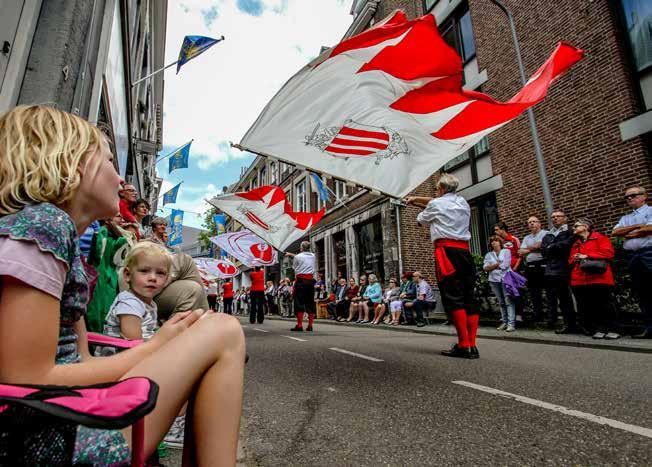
[282, 335, 307, 342]
[252, 328, 269, 333]
[329, 347, 384, 362]
[452, 380, 652, 439]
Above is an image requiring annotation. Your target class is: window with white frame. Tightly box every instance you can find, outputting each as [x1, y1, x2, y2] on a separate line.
[295, 178, 308, 212]
[250, 176, 258, 190]
[269, 161, 277, 184]
[334, 179, 346, 200]
[316, 175, 327, 210]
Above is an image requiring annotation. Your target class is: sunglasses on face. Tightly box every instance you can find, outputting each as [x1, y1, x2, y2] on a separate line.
[625, 193, 644, 200]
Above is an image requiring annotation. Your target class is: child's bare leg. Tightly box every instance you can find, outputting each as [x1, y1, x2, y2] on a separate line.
[120, 313, 245, 463]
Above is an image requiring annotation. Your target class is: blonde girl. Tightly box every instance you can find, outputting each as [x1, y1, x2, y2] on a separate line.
[0, 105, 245, 466]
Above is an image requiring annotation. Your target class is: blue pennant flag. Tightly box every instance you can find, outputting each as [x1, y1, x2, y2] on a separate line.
[163, 183, 182, 206]
[177, 35, 224, 73]
[168, 141, 192, 174]
[310, 173, 330, 203]
[213, 214, 226, 234]
[213, 213, 228, 257]
[168, 209, 184, 247]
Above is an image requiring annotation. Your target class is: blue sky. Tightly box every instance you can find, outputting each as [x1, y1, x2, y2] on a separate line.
[159, 0, 353, 228]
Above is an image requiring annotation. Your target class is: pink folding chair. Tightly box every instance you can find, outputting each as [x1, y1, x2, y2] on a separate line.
[0, 377, 158, 467]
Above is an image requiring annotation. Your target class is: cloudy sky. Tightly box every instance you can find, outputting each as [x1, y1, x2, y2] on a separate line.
[156, 0, 354, 228]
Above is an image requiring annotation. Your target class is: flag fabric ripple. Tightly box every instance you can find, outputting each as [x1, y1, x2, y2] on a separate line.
[240, 11, 583, 199]
[209, 185, 324, 251]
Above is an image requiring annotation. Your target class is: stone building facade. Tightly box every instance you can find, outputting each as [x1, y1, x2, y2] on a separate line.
[0, 0, 167, 209]
[226, 0, 650, 288]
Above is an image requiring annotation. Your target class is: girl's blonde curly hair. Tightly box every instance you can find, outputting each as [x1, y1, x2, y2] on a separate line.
[0, 105, 104, 215]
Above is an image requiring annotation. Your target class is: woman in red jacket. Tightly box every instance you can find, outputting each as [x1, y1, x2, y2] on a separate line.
[569, 218, 619, 339]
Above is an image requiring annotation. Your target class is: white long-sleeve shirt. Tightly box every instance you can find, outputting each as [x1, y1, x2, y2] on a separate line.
[483, 249, 512, 283]
[416, 193, 471, 242]
[293, 251, 317, 278]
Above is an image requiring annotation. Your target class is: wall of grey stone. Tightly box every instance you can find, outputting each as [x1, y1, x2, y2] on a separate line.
[18, 0, 100, 114]
[380, 201, 400, 281]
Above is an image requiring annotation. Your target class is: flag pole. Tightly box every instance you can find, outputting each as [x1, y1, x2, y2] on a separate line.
[230, 143, 399, 203]
[157, 139, 194, 162]
[132, 61, 179, 87]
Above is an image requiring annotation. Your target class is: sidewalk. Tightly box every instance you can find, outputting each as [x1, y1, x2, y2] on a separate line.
[263, 316, 652, 354]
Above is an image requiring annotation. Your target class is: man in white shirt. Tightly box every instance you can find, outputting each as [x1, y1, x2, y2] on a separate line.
[406, 173, 478, 359]
[412, 272, 437, 327]
[285, 241, 317, 332]
[518, 216, 548, 322]
[612, 186, 651, 338]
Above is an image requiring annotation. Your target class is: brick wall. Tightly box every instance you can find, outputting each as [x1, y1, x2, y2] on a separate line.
[467, 0, 651, 239]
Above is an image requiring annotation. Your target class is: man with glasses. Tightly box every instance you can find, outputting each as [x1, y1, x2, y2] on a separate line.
[118, 183, 138, 223]
[519, 216, 548, 322]
[541, 209, 578, 333]
[613, 187, 651, 338]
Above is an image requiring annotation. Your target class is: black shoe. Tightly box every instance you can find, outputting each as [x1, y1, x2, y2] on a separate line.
[245, 353, 250, 364]
[290, 326, 303, 332]
[416, 321, 426, 328]
[306, 326, 313, 332]
[441, 344, 473, 359]
[469, 346, 479, 359]
[555, 326, 578, 335]
[632, 328, 652, 339]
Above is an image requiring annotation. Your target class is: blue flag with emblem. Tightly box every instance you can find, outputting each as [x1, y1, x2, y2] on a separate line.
[177, 35, 224, 73]
[213, 214, 227, 234]
[163, 182, 182, 206]
[168, 209, 184, 246]
[310, 173, 330, 202]
[168, 141, 192, 174]
[213, 214, 228, 257]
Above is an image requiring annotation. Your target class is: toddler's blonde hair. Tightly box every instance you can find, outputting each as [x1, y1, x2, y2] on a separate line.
[124, 241, 173, 273]
[0, 105, 105, 215]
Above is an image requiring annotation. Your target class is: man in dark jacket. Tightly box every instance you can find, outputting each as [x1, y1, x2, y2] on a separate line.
[541, 209, 578, 333]
[327, 278, 348, 320]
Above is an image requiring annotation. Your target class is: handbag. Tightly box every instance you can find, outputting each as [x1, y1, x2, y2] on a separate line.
[579, 258, 608, 274]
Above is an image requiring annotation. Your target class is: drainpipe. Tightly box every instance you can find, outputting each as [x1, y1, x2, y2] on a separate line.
[392, 201, 404, 278]
[72, 0, 98, 117]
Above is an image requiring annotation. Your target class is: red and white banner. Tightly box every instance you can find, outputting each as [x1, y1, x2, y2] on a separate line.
[240, 11, 583, 198]
[193, 258, 239, 279]
[210, 230, 278, 267]
[209, 185, 324, 251]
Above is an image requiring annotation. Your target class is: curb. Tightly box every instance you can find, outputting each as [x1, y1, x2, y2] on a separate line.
[252, 316, 652, 354]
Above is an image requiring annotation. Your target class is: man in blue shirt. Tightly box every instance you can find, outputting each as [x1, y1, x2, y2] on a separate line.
[613, 186, 651, 338]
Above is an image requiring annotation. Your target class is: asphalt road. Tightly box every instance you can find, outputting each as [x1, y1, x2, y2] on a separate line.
[236, 317, 652, 466]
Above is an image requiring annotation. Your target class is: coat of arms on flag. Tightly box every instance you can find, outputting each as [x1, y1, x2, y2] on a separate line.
[305, 120, 408, 165]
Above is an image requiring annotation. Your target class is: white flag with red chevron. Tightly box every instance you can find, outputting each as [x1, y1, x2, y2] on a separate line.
[240, 11, 583, 198]
[209, 185, 324, 251]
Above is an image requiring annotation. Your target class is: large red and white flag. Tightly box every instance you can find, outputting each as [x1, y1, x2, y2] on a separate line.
[210, 230, 279, 267]
[240, 11, 583, 198]
[209, 185, 324, 251]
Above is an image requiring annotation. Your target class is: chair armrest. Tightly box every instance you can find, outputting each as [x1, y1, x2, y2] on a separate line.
[87, 332, 143, 349]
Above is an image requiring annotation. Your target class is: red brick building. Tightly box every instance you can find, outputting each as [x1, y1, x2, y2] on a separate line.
[227, 0, 651, 289]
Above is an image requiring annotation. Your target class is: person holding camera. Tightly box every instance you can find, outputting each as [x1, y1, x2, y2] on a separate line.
[569, 218, 619, 339]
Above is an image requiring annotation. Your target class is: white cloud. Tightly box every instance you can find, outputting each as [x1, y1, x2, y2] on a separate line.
[162, 0, 353, 163]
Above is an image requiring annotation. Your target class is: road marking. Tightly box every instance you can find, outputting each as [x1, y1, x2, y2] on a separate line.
[282, 335, 307, 342]
[252, 328, 269, 333]
[329, 347, 384, 362]
[452, 380, 652, 439]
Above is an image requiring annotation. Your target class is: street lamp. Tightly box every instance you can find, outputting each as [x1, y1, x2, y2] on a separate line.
[489, 0, 554, 227]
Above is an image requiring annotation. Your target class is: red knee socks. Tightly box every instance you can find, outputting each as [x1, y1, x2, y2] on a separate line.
[466, 313, 479, 347]
[296, 312, 304, 328]
[450, 309, 470, 349]
[308, 313, 315, 328]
